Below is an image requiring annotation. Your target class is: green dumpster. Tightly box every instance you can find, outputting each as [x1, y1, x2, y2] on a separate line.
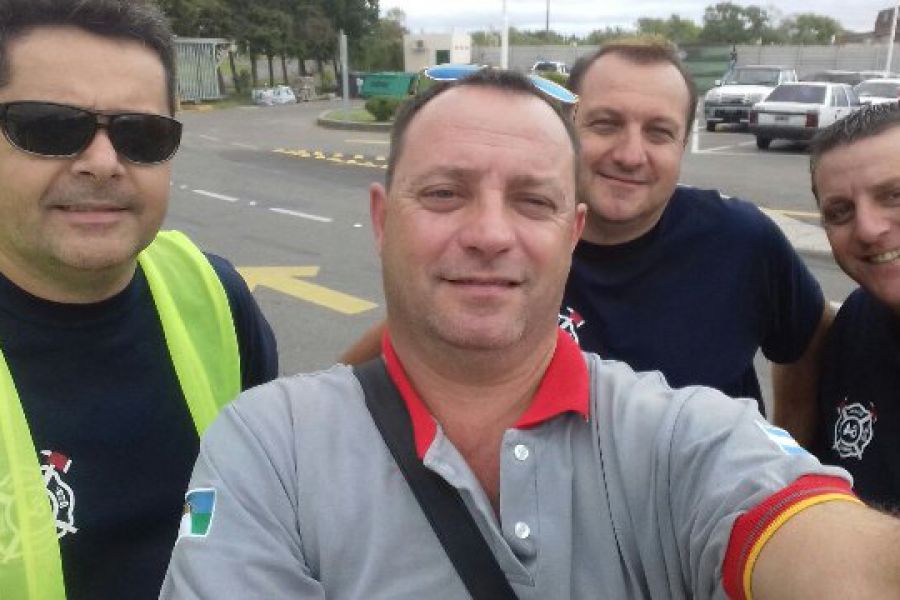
[360, 72, 416, 99]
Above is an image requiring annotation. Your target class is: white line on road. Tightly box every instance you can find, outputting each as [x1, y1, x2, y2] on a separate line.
[229, 141, 260, 150]
[345, 138, 390, 145]
[691, 118, 699, 154]
[193, 189, 239, 203]
[198, 134, 221, 142]
[698, 139, 759, 154]
[269, 207, 333, 223]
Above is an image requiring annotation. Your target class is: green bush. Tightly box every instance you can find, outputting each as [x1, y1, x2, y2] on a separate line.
[365, 95, 403, 121]
[538, 71, 569, 86]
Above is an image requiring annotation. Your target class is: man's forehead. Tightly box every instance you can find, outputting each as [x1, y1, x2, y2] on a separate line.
[579, 54, 689, 116]
[396, 86, 574, 173]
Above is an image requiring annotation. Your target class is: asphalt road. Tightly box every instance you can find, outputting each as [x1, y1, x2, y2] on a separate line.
[169, 100, 858, 415]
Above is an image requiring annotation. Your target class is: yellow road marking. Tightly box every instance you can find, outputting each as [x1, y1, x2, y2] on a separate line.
[238, 266, 378, 315]
[768, 208, 820, 219]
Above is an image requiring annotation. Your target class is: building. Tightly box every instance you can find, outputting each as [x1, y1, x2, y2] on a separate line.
[403, 32, 472, 72]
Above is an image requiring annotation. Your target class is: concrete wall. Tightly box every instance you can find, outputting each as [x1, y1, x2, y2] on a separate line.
[404, 33, 472, 72]
[472, 44, 592, 72]
[734, 43, 900, 77]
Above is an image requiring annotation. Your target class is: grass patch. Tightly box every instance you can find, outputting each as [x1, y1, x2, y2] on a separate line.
[323, 108, 378, 122]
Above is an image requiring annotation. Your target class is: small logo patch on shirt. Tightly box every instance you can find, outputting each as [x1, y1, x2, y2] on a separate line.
[755, 422, 807, 456]
[178, 488, 216, 539]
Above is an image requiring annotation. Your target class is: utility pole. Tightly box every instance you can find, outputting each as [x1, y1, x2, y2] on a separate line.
[887, 2, 899, 73]
[545, 0, 549, 35]
[501, 0, 509, 69]
[339, 30, 349, 111]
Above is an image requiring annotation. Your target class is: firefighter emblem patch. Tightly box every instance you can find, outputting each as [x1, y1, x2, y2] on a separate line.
[558, 307, 586, 345]
[41, 451, 78, 539]
[833, 401, 877, 460]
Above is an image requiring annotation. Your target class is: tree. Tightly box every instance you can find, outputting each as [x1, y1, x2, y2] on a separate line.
[779, 13, 844, 45]
[701, 2, 774, 44]
[583, 26, 631, 45]
[355, 9, 407, 71]
[637, 14, 701, 44]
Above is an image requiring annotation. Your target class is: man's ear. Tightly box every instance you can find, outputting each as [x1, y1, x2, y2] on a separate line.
[571, 202, 587, 249]
[370, 182, 388, 254]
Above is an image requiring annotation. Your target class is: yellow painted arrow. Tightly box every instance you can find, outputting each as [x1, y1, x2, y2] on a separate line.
[237, 266, 378, 315]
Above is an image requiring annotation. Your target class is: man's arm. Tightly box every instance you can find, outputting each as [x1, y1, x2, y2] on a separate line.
[339, 320, 385, 365]
[772, 305, 833, 448]
[752, 501, 900, 599]
[161, 388, 324, 598]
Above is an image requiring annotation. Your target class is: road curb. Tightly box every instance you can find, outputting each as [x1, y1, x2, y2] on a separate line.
[316, 110, 392, 132]
[759, 208, 832, 259]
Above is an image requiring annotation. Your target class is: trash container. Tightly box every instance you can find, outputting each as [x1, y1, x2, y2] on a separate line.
[360, 72, 416, 99]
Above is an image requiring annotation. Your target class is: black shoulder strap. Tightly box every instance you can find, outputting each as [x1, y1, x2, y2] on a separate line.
[353, 358, 519, 600]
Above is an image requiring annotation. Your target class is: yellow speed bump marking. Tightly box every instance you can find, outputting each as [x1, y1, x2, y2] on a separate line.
[767, 208, 820, 219]
[274, 149, 389, 170]
[238, 266, 378, 315]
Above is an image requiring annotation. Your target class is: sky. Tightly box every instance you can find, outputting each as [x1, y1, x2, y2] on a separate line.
[379, 1, 898, 37]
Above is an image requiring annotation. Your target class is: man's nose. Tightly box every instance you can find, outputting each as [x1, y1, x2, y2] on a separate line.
[853, 200, 892, 244]
[70, 126, 125, 180]
[611, 125, 647, 168]
[458, 193, 516, 257]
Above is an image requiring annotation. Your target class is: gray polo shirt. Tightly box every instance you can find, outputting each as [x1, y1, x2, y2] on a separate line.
[162, 335, 852, 599]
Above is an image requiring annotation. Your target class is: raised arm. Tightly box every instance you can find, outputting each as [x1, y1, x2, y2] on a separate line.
[752, 500, 900, 599]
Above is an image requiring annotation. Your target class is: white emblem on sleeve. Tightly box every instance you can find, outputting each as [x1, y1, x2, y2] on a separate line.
[833, 401, 877, 460]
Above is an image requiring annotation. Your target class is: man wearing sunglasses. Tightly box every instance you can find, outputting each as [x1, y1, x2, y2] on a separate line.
[164, 68, 900, 600]
[0, 1, 277, 598]
[561, 40, 830, 448]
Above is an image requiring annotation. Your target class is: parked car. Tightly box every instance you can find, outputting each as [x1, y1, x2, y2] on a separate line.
[530, 60, 568, 76]
[801, 70, 866, 86]
[749, 82, 862, 150]
[703, 65, 797, 132]
[853, 78, 900, 105]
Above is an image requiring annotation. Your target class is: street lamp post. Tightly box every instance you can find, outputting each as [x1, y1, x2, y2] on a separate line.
[886, 1, 900, 73]
[501, 0, 509, 69]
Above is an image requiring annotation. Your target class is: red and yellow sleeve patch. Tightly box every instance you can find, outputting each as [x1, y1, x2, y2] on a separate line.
[722, 474, 861, 600]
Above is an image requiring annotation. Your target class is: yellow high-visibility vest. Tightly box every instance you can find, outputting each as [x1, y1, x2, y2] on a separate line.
[0, 231, 240, 598]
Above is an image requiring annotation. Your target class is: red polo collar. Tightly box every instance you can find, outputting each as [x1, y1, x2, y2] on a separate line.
[381, 329, 590, 459]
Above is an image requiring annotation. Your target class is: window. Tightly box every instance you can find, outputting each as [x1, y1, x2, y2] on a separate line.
[833, 86, 848, 107]
[767, 85, 827, 103]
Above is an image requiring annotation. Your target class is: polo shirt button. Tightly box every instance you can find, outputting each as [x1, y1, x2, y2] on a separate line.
[514, 522, 531, 539]
[513, 444, 530, 461]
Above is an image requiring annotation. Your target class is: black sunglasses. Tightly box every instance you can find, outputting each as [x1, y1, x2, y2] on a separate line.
[0, 101, 182, 164]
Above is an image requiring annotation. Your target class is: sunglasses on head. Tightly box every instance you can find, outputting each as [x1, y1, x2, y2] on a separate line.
[0, 101, 182, 165]
[422, 63, 579, 106]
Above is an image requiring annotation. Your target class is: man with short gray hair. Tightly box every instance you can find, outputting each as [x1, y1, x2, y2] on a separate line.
[164, 69, 900, 600]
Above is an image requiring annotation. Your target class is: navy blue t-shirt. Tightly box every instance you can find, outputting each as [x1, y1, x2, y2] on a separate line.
[559, 185, 824, 413]
[0, 253, 277, 600]
[814, 288, 900, 510]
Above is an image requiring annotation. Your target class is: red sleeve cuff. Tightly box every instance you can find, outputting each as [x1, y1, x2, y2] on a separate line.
[722, 474, 859, 600]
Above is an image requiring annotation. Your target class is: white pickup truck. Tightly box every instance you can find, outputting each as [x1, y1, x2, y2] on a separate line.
[703, 65, 798, 132]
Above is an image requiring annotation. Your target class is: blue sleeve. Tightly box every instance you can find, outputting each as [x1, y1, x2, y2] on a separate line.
[205, 253, 279, 389]
[754, 210, 825, 364]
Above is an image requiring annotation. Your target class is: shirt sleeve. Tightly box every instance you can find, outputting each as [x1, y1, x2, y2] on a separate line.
[665, 385, 855, 599]
[206, 252, 279, 388]
[754, 212, 825, 364]
[160, 381, 325, 599]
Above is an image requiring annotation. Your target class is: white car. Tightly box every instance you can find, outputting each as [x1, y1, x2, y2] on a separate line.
[854, 78, 900, 106]
[703, 65, 797, 131]
[749, 82, 862, 150]
[530, 60, 568, 76]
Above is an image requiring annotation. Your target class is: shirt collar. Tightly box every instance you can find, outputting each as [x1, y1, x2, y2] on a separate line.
[381, 328, 590, 459]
